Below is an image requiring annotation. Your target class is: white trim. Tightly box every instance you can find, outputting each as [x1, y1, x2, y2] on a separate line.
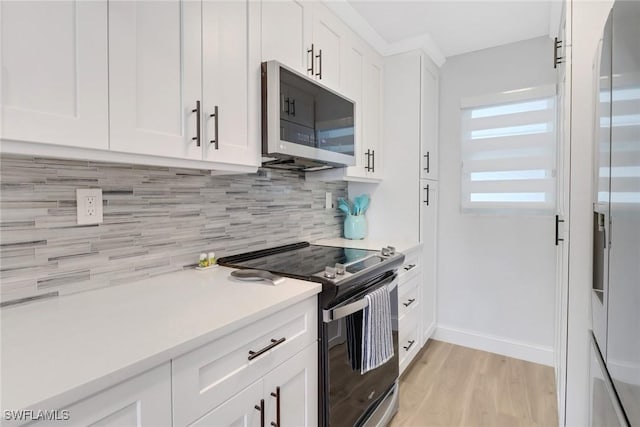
[0, 140, 259, 174]
[434, 324, 555, 366]
[321, 0, 446, 67]
[461, 84, 558, 109]
[384, 34, 446, 67]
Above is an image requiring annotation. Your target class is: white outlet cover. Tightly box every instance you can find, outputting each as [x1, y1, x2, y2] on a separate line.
[76, 189, 103, 225]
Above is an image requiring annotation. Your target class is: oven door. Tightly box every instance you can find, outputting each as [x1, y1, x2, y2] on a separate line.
[320, 273, 399, 427]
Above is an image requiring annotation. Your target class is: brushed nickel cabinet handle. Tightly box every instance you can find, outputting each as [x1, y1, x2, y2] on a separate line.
[270, 386, 281, 427]
[254, 399, 265, 427]
[209, 106, 219, 150]
[403, 298, 416, 307]
[192, 100, 201, 147]
[307, 44, 315, 76]
[248, 337, 286, 360]
[403, 340, 415, 351]
[316, 49, 322, 79]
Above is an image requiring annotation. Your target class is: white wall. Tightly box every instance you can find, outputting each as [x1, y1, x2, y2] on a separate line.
[435, 37, 557, 366]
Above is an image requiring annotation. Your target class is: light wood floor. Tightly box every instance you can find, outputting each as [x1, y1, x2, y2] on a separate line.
[390, 340, 558, 427]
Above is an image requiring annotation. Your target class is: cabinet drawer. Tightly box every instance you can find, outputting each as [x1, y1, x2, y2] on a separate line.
[399, 310, 420, 375]
[398, 276, 420, 321]
[26, 364, 171, 427]
[172, 297, 317, 426]
[398, 249, 421, 284]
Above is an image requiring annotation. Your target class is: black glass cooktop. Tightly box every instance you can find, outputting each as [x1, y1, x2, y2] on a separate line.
[217, 242, 383, 282]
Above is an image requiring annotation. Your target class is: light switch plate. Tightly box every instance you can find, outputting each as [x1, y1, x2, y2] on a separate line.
[76, 189, 103, 225]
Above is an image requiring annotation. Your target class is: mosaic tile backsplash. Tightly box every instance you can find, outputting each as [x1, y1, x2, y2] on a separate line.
[0, 156, 347, 303]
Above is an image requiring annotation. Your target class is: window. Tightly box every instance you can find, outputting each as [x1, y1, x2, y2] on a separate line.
[460, 85, 557, 214]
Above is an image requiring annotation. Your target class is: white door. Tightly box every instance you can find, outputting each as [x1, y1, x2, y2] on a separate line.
[263, 345, 318, 427]
[36, 364, 172, 427]
[420, 181, 438, 341]
[202, 0, 258, 166]
[109, 0, 202, 160]
[421, 62, 439, 180]
[311, 3, 344, 90]
[363, 52, 384, 178]
[189, 380, 263, 427]
[261, 0, 311, 75]
[0, 0, 108, 149]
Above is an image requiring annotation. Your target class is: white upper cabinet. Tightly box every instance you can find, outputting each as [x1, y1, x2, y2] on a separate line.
[261, 0, 312, 75]
[342, 45, 384, 182]
[421, 62, 439, 180]
[109, 0, 258, 167]
[311, 3, 346, 90]
[202, 0, 259, 166]
[108, 1, 202, 160]
[362, 52, 384, 179]
[0, 0, 108, 149]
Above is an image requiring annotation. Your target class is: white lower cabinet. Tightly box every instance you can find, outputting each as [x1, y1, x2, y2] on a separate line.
[264, 344, 318, 427]
[398, 265, 422, 376]
[30, 364, 172, 427]
[190, 344, 317, 427]
[189, 380, 263, 427]
[420, 181, 438, 343]
[172, 297, 318, 426]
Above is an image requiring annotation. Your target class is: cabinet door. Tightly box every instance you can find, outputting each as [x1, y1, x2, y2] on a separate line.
[202, 0, 258, 166]
[31, 364, 172, 427]
[264, 344, 318, 427]
[261, 0, 311, 75]
[0, 0, 108, 149]
[189, 380, 263, 427]
[421, 62, 439, 180]
[363, 52, 384, 179]
[109, 0, 202, 160]
[311, 3, 344, 90]
[343, 40, 366, 178]
[420, 181, 438, 342]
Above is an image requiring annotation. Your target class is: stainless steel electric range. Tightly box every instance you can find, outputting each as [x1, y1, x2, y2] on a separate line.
[218, 242, 405, 427]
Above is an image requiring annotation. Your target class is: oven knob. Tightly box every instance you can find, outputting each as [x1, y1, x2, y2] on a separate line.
[324, 267, 337, 279]
[335, 263, 345, 275]
[381, 247, 391, 257]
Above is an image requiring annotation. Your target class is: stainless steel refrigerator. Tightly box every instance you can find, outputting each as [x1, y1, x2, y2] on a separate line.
[591, 1, 640, 426]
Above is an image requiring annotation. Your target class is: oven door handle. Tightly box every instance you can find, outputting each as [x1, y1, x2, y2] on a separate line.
[322, 277, 397, 323]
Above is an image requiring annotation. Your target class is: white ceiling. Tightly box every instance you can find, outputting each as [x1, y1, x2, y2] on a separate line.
[347, 1, 555, 59]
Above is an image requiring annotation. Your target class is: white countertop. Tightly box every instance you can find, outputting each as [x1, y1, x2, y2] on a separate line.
[314, 237, 422, 254]
[1, 267, 321, 412]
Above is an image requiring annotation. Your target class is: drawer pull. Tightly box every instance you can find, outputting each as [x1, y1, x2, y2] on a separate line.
[403, 264, 416, 272]
[403, 298, 416, 307]
[270, 386, 281, 427]
[248, 337, 286, 361]
[403, 340, 416, 351]
[255, 399, 265, 427]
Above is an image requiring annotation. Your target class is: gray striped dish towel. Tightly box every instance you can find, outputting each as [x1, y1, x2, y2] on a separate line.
[361, 286, 394, 374]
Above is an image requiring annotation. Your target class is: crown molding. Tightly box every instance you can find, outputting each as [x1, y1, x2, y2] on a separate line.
[322, 0, 447, 67]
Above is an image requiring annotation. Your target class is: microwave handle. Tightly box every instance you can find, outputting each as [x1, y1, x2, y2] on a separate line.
[322, 276, 397, 323]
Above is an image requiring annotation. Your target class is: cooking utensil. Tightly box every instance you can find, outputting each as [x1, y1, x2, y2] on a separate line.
[230, 269, 286, 285]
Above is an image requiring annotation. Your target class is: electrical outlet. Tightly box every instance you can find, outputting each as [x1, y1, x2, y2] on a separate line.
[325, 192, 333, 210]
[77, 189, 103, 225]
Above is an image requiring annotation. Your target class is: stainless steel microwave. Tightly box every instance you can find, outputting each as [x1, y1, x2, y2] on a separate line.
[261, 61, 355, 171]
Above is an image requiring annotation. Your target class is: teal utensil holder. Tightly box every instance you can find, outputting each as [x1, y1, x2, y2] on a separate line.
[344, 215, 367, 240]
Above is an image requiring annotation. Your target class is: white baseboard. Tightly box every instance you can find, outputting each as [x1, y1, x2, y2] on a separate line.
[434, 324, 554, 366]
[423, 321, 437, 345]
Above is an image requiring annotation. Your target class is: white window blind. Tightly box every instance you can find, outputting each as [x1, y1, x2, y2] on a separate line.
[460, 85, 557, 214]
